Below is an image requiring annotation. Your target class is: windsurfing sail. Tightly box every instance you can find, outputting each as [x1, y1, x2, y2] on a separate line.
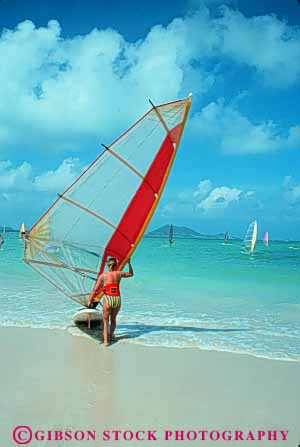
[20, 222, 26, 238]
[243, 220, 257, 254]
[24, 95, 192, 306]
[263, 231, 269, 247]
[169, 224, 174, 246]
[224, 231, 229, 244]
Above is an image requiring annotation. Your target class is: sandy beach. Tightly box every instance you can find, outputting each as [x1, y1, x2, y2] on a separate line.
[1, 326, 299, 447]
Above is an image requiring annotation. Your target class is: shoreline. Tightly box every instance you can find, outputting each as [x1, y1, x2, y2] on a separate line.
[0, 323, 299, 363]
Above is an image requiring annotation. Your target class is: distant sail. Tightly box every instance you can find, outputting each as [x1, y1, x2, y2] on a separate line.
[243, 220, 257, 254]
[224, 231, 229, 244]
[20, 222, 26, 238]
[263, 231, 269, 247]
[169, 224, 174, 246]
[24, 95, 192, 306]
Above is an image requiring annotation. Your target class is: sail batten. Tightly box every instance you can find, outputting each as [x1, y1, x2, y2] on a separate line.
[59, 194, 118, 231]
[24, 96, 192, 306]
[105, 146, 144, 180]
[104, 145, 157, 195]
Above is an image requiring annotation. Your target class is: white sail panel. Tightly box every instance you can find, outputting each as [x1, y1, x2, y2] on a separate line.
[244, 220, 258, 254]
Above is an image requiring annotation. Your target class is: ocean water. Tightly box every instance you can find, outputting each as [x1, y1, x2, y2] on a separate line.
[0, 232, 300, 361]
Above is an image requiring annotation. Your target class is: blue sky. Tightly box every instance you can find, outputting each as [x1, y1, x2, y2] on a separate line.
[0, 0, 300, 239]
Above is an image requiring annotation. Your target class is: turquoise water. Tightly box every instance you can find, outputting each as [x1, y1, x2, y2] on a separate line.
[0, 233, 300, 361]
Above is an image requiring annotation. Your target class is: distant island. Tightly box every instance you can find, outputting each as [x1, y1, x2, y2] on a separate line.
[146, 225, 241, 240]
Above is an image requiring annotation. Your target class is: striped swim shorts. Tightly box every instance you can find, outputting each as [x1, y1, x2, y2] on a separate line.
[104, 295, 121, 309]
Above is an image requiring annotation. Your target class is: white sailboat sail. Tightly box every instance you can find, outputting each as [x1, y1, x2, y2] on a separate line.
[19, 222, 26, 238]
[243, 220, 258, 253]
[24, 95, 192, 306]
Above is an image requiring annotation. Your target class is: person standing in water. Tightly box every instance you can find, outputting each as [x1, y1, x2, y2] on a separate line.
[88, 257, 133, 346]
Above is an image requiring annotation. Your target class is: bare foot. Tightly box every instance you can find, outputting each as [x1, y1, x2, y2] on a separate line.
[103, 342, 110, 347]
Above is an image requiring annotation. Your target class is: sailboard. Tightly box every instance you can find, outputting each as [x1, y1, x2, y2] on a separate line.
[24, 95, 192, 307]
[263, 231, 269, 247]
[73, 308, 101, 327]
[169, 224, 175, 247]
[243, 220, 258, 254]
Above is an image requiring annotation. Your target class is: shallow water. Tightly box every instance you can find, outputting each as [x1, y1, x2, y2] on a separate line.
[0, 233, 299, 360]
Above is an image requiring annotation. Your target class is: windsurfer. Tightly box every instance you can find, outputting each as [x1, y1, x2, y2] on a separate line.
[87, 257, 134, 346]
[0, 234, 4, 247]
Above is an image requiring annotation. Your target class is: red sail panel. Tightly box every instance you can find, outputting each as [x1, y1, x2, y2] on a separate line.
[99, 124, 182, 274]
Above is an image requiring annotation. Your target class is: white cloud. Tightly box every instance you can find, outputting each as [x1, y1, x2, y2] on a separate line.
[0, 14, 217, 154]
[34, 158, 82, 192]
[196, 185, 242, 212]
[160, 178, 250, 218]
[191, 99, 300, 154]
[217, 7, 300, 87]
[0, 157, 83, 193]
[0, 160, 33, 191]
[193, 179, 213, 200]
[1, 5, 299, 155]
[283, 176, 300, 205]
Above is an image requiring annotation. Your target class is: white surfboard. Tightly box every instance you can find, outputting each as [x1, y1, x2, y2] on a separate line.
[73, 309, 102, 327]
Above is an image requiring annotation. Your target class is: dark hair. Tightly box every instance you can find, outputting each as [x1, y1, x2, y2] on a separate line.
[107, 257, 117, 266]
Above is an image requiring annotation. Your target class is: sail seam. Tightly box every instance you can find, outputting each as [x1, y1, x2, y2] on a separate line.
[58, 194, 115, 228]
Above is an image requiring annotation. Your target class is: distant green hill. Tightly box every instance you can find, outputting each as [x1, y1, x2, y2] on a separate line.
[146, 225, 241, 240]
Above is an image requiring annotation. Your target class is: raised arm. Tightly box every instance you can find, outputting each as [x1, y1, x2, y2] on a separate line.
[121, 258, 134, 278]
